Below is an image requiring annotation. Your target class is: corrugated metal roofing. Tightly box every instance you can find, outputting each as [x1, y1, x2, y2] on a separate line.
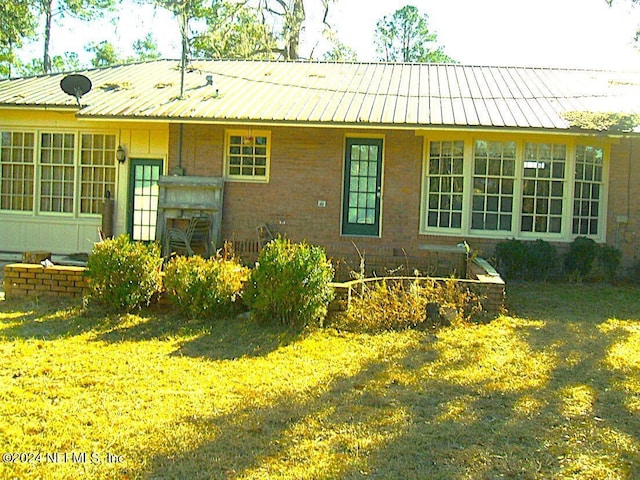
[1, 60, 639, 131]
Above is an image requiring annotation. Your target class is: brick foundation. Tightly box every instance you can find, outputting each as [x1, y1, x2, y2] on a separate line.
[3, 263, 89, 299]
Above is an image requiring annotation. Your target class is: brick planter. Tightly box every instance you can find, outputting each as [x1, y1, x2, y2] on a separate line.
[3, 263, 89, 299]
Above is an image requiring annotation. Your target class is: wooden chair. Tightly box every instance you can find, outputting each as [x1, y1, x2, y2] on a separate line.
[165, 215, 212, 257]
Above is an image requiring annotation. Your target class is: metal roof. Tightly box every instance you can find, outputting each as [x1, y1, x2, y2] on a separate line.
[1, 60, 639, 131]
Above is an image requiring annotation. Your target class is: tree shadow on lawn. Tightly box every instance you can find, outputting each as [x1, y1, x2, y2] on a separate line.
[0, 296, 306, 361]
[169, 319, 306, 361]
[0, 297, 110, 340]
[142, 306, 640, 479]
[143, 347, 413, 479]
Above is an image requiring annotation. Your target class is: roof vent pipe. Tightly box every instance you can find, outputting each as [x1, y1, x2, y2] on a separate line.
[206, 75, 213, 86]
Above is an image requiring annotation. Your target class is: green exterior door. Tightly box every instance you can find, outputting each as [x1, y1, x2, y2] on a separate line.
[342, 138, 383, 236]
[128, 158, 163, 241]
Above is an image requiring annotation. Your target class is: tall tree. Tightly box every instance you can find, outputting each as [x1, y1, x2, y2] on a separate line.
[132, 33, 161, 61]
[0, 0, 37, 78]
[18, 51, 80, 76]
[374, 5, 455, 63]
[86, 40, 121, 67]
[193, 1, 276, 59]
[140, 0, 209, 96]
[259, 0, 334, 60]
[35, 0, 117, 73]
[322, 31, 357, 62]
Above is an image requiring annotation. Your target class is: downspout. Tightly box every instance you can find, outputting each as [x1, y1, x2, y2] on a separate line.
[172, 123, 185, 176]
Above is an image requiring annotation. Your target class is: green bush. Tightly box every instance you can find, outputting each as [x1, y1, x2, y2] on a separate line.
[163, 254, 249, 319]
[333, 278, 483, 333]
[495, 239, 558, 281]
[244, 237, 335, 326]
[494, 239, 527, 280]
[596, 244, 622, 282]
[525, 239, 559, 280]
[563, 237, 622, 282]
[564, 236, 599, 278]
[85, 234, 163, 312]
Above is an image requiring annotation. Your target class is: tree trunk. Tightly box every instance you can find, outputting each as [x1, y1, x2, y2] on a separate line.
[42, 0, 53, 73]
[286, 0, 304, 60]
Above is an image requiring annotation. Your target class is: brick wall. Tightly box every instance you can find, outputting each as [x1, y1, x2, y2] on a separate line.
[169, 125, 640, 272]
[3, 264, 89, 299]
[607, 137, 640, 262]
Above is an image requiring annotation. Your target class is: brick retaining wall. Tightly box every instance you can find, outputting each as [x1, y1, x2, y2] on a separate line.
[3, 263, 89, 299]
[331, 275, 505, 315]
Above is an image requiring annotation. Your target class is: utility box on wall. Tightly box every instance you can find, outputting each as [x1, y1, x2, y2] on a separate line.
[156, 176, 224, 255]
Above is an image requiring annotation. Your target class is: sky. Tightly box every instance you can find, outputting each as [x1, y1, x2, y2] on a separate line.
[20, 0, 640, 71]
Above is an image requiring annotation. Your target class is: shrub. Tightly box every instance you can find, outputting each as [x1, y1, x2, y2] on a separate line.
[334, 277, 483, 332]
[495, 239, 558, 281]
[163, 254, 249, 319]
[494, 239, 527, 280]
[525, 239, 559, 280]
[244, 237, 335, 326]
[85, 234, 162, 312]
[564, 236, 599, 279]
[596, 244, 622, 282]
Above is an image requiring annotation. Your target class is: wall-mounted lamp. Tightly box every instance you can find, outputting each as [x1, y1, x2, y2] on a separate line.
[116, 145, 127, 164]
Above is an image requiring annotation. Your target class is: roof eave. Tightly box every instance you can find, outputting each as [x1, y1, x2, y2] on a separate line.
[0, 103, 79, 112]
[75, 113, 635, 137]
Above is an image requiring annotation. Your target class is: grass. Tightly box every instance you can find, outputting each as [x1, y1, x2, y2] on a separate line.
[0, 283, 639, 479]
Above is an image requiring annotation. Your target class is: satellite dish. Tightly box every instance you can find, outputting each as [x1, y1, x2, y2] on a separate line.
[60, 74, 92, 107]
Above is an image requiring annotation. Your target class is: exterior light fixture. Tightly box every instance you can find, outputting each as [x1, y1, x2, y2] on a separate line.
[116, 145, 127, 164]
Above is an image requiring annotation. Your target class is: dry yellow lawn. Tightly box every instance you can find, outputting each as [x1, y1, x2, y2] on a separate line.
[0, 283, 639, 479]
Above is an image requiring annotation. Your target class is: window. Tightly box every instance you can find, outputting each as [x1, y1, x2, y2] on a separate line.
[0, 130, 117, 216]
[521, 143, 566, 234]
[0, 132, 35, 211]
[226, 130, 270, 181]
[424, 140, 465, 230]
[80, 133, 117, 214]
[421, 137, 608, 242]
[471, 140, 516, 232]
[40, 132, 75, 213]
[573, 145, 604, 236]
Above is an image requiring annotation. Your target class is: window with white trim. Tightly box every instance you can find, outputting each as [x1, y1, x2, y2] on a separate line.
[0, 132, 35, 211]
[0, 130, 117, 216]
[424, 140, 465, 229]
[225, 130, 270, 181]
[421, 137, 608, 241]
[471, 140, 516, 232]
[80, 133, 117, 214]
[40, 132, 75, 213]
[573, 145, 604, 236]
[521, 143, 566, 234]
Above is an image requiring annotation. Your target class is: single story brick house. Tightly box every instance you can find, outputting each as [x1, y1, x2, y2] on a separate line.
[1, 60, 639, 275]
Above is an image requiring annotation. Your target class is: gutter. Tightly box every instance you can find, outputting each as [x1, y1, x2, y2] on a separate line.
[70, 114, 640, 138]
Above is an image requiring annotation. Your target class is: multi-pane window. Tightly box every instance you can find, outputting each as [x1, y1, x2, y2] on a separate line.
[40, 133, 75, 213]
[573, 145, 604, 236]
[521, 143, 566, 234]
[471, 140, 516, 232]
[226, 131, 270, 180]
[422, 138, 607, 241]
[80, 133, 117, 214]
[0, 130, 117, 216]
[424, 140, 464, 229]
[0, 132, 35, 211]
